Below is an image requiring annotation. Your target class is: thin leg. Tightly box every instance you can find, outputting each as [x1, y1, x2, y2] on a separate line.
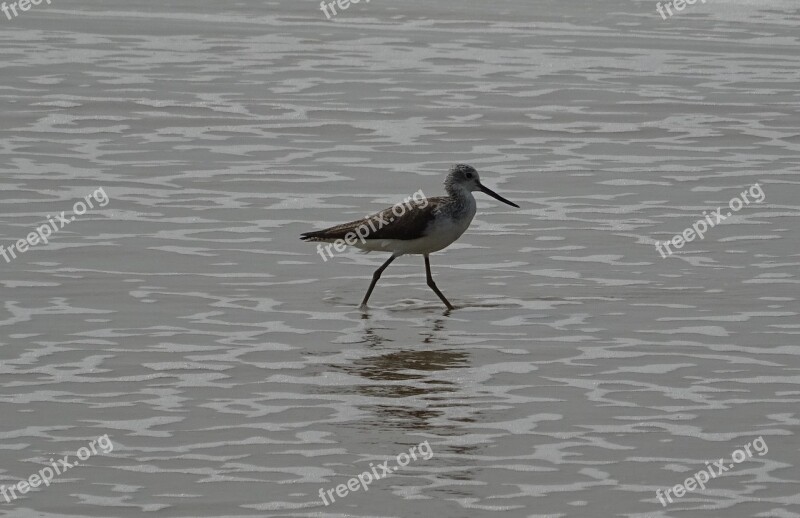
[424, 255, 454, 310]
[360, 254, 397, 307]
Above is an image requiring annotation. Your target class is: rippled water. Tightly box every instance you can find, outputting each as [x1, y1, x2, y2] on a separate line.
[1, 0, 799, 516]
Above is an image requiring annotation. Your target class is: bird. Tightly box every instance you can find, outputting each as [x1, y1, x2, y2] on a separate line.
[300, 164, 519, 309]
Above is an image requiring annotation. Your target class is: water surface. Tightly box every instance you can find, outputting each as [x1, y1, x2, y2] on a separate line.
[1, 0, 799, 516]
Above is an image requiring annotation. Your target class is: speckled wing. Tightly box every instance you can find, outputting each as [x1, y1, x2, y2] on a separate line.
[300, 198, 445, 242]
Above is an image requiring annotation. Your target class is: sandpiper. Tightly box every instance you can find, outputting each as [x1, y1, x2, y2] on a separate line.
[300, 164, 519, 309]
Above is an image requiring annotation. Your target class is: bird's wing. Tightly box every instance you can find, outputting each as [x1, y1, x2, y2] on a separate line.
[300, 197, 445, 242]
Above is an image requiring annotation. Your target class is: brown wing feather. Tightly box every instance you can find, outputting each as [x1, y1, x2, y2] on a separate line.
[300, 198, 445, 242]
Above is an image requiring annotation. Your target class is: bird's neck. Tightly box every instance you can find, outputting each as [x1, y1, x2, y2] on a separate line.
[444, 185, 476, 218]
[445, 182, 470, 200]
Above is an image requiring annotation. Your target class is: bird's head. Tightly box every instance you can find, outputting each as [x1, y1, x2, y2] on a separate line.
[444, 164, 519, 208]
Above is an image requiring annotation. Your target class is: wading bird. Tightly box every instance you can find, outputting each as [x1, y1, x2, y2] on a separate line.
[300, 164, 519, 309]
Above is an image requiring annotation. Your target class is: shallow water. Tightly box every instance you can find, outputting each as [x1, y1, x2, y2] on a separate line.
[1, 0, 799, 517]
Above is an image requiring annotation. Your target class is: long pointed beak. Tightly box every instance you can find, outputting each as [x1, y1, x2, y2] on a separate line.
[477, 182, 519, 208]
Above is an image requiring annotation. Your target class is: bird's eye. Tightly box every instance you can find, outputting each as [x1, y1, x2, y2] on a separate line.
[466, 173, 473, 179]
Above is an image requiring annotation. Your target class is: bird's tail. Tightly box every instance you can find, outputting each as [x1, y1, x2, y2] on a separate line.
[300, 216, 364, 242]
[300, 229, 340, 243]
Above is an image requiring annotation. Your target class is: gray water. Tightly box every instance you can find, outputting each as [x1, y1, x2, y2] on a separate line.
[1, 0, 799, 516]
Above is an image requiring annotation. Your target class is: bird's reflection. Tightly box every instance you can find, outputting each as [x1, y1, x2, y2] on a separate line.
[328, 311, 483, 489]
[337, 312, 470, 433]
